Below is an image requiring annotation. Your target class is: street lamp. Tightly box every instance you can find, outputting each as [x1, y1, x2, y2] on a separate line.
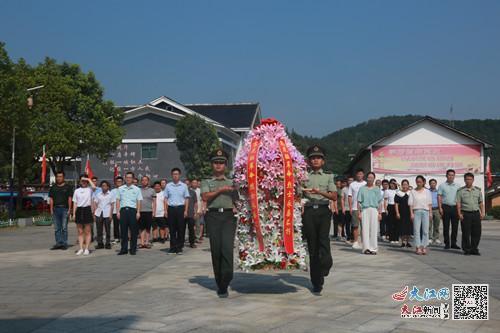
[8, 85, 45, 222]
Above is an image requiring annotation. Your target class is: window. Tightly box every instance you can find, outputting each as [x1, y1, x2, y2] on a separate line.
[141, 143, 157, 159]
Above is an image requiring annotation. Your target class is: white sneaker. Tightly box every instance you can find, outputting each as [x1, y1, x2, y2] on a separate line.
[83, 249, 90, 256]
[435, 239, 441, 245]
[352, 241, 362, 249]
[76, 249, 84, 256]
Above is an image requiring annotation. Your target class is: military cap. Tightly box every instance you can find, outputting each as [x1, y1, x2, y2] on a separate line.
[307, 145, 325, 158]
[211, 148, 229, 162]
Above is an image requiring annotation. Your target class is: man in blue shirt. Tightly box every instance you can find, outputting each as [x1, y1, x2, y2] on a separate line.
[164, 168, 190, 254]
[438, 169, 461, 250]
[116, 171, 143, 255]
[90, 176, 103, 243]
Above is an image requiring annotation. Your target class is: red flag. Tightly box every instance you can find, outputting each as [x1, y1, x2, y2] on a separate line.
[486, 157, 493, 188]
[41, 145, 47, 185]
[84, 155, 94, 179]
[113, 164, 119, 179]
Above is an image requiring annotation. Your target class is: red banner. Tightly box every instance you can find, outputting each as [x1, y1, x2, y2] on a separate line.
[84, 157, 94, 179]
[278, 138, 295, 254]
[372, 144, 481, 174]
[113, 164, 119, 180]
[248, 138, 264, 252]
[486, 157, 492, 188]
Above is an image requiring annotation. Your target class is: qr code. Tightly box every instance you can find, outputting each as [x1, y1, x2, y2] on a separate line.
[452, 284, 489, 320]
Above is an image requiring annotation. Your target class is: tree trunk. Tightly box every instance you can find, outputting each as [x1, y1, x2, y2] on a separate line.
[15, 170, 25, 212]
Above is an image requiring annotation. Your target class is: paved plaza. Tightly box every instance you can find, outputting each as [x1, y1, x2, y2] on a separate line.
[0, 221, 499, 333]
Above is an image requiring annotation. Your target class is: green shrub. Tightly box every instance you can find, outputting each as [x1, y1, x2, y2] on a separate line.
[488, 206, 500, 219]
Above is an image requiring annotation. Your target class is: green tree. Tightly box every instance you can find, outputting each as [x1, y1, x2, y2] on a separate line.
[0, 41, 15, 181]
[0, 42, 124, 211]
[31, 58, 124, 174]
[175, 114, 220, 179]
[0, 43, 39, 209]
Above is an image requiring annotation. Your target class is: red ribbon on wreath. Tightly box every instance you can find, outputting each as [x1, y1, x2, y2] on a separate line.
[248, 138, 264, 252]
[278, 138, 295, 254]
[247, 136, 295, 254]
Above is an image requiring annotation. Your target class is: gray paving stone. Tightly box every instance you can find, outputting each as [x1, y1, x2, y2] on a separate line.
[0, 221, 498, 333]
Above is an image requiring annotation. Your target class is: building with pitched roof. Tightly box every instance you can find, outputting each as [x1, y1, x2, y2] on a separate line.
[84, 96, 261, 181]
[346, 116, 493, 193]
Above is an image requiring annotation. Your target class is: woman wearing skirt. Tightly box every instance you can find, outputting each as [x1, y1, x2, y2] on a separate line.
[72, 175, 96, 256]
[395, 179, 412, 248]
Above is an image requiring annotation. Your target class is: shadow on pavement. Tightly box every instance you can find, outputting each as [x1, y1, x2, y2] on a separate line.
[385, 247, 462, 255]
[0, 315, 139, 333]
[189, 272, 311, 294]
[338, 247, 361, 253]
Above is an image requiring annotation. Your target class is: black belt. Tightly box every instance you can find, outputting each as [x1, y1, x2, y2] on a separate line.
[443, 204, 456, 207]
[121, 207, 137, 210]
[54, 205, 68, 208]
[462, 210, 479, 213]
[207, 208, 233, 213]
[168, 205, 185, 208]
[304, 203, 329, 209]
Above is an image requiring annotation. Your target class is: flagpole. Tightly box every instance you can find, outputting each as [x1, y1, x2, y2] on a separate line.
[8, 127, 16, 222]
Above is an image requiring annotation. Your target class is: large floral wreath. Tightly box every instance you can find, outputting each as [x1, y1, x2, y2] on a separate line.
[233, 118, 308, 271]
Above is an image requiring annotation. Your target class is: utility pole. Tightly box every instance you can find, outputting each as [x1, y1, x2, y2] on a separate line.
[8, 85, 45, 222]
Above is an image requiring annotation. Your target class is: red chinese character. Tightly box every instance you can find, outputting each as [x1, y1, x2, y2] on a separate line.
[401, 304, 411, 315]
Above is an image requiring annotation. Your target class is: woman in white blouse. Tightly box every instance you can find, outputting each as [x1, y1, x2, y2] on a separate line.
[408, 175, 432, 255]
[72, 175, 96, 256]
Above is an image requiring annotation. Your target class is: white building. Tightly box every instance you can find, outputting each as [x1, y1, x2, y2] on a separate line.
[346, 116, 493, 193]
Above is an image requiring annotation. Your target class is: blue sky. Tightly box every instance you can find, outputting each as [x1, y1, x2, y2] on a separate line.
[1, 0, 499, 136]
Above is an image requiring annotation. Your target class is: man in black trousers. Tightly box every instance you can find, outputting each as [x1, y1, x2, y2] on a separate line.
[456, 173, 484, 255]
[164, 168, 190, 254]
[302, 145, 337, 296]
[110, 176, 123, 244]
[438, 169, 461, 250]
[116, 172, 143, 255]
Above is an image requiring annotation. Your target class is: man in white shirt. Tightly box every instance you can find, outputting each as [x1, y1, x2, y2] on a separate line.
[348, 169, 367, 249]
[93, 180, 114, 249]
[110, 176, 123, 244]
[152, 181, 169, 243]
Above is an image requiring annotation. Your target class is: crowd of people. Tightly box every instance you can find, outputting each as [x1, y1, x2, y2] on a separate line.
[48, 168, 206, 256]
[48, 148, 238, 297]
[46, 147, 485, 297]
[330, 168, 485, 256]
[47, 164, 485, 258]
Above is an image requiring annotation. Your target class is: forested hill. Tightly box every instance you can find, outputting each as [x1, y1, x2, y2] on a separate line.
[288, 115, 500, 174]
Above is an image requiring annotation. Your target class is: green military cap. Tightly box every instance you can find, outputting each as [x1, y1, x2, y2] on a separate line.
[211, 148, 229, 163]
[307, 145, 325, 158]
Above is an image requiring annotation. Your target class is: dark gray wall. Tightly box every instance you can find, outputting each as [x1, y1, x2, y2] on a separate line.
[124, 114, 178, 139]
[85, 142, 184, 182]
[83, 113, 239, 182]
